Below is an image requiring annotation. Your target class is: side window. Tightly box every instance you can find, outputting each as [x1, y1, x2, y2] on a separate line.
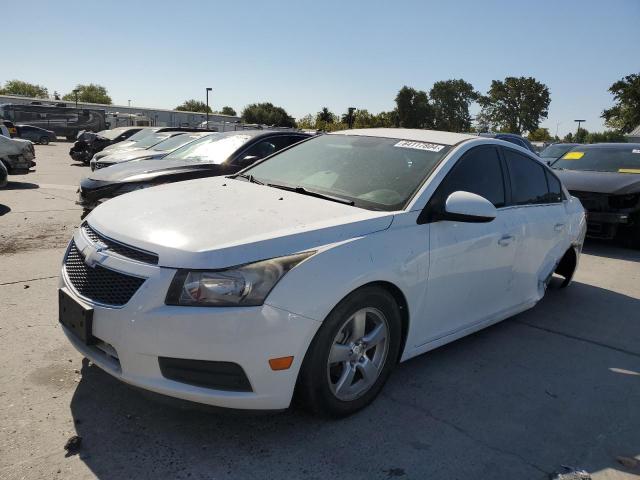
[435, 146, 506, 208]
[545, 170, 563, 203]
[504, 149, 549, 205]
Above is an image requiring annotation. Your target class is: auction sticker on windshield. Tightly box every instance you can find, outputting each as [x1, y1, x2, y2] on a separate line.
[394, 140, 445, 152]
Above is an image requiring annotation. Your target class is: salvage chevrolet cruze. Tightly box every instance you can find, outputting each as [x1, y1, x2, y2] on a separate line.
[59, 128, 586, 416]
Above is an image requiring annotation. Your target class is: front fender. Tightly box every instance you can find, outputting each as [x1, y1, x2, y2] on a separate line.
[264, 211, 429, 342]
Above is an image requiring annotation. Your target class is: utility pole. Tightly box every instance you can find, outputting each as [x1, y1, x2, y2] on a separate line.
[73, 89, 79, 109]
[206, 87, 212, 128]
[574, 119, 586, 140]
[347, 107, 356, 129]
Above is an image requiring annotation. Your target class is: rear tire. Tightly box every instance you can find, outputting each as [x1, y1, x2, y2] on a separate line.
[296, 286, 401, 417]
[39, 136, 49, 145]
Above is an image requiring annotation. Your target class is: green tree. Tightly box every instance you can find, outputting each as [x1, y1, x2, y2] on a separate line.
[395, 86, 433, 128]
[563, 132, 574, 142]
[316, 107, 336, 124]
[63, 84, 112, 104]
[575, 128, 589, 143]
[0, 79, 49, 98]
[218, 106, 237, 116]
[430, 79, 478, 132]
[602, 73, 640, 133]
[479, 77, 550, 134]
[175, 99, 212, 113]
[241, 102, 295, 127]
[297, 114, 315, 129]
[528, 127, 552, 142]
[585, 130, 628, 143]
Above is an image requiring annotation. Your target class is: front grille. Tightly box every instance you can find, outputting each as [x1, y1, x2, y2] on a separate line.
[64, 241, 146, 306]
[571, 191, 609, 212]
[82, 223, 158, 265]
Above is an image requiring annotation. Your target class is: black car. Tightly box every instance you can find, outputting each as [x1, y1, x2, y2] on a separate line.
[479, 133, 538, 154]
[552, 143, 640, 246]
[16, 125, 57, 145]
[78, 130, 311, 216]
[69, 127, 145, 164]
[539, 143, 579, 165]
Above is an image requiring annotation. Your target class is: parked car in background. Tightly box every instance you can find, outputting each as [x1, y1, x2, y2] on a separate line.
[61, 128, 585, 416]
[97, 127, 209, 158]
[78, 130, 310, 214]
[1, 119, 17, 137]
[70, 127, 145, 164]
[0, 134, 36, 175]
[91, 132, 212, 171]
[552, 143, 640, 246]
[479, 132, 537, 154]
[16, 125, 57, 145]
[539, 143, 579, 164]
[90, 131, 189, 169]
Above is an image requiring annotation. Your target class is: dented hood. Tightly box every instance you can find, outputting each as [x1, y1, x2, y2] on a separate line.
[86, 176, 394, 269]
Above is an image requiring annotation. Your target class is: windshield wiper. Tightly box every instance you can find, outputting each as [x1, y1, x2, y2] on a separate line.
[267, 183, 355, 206]
[232, 173, 264, 185]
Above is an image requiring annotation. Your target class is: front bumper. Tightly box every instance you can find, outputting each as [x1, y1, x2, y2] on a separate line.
[585, 211, 634, 239]
[59, 231, 321, 410]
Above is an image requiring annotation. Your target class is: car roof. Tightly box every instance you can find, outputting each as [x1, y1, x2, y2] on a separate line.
[330, 128, 476, 145]
[213, 129, 309, 139]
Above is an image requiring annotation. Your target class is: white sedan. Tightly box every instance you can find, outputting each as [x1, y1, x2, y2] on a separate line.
[59, 128, 586, 416]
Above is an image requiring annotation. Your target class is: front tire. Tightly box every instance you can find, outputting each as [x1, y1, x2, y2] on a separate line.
[296, 286, 402, 417]
[39, 136, 49, 145]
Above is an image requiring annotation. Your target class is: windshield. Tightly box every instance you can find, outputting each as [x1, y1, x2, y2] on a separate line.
[150, 133, 202, 152]
[127, 128, 157, 142]
[540, 144, 577, 159]
[245, 134, 451, 210]
[131, 133, 173, 149]
[165, 133, 248, 163]
[552, 146, 640, 173]
[98, 128, 128, 140]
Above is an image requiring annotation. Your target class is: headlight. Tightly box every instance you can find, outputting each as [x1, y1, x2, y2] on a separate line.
[165, 252, 314, 307]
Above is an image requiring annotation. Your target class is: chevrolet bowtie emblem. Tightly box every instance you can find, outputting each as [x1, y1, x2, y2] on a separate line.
[81, 241, 108, 268]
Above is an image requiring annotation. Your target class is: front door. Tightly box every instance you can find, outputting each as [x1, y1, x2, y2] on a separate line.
[414, 145, 518, 346]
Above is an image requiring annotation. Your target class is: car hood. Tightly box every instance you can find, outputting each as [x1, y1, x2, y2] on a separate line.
[88, 158, 212, 182]
[0, 136, 32, 155]
[98, 149, 163, 164]
[86, 176, 395, 269]
[555, 169, 640, 195]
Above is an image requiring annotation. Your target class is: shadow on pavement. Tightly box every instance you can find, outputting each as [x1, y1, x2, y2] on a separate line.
[0, 204, 10, 216]
[2, 181, 40, 190]
[68, 281, 640, 479]
[583, 239, 640, 262]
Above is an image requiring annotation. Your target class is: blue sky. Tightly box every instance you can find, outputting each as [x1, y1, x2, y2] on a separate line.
[3, 0, 639, 135]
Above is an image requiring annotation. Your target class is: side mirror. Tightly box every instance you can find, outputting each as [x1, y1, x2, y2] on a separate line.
[442, 191, 497, 223]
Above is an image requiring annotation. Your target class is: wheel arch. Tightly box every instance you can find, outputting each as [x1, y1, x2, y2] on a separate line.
[555, 244, 579, 287]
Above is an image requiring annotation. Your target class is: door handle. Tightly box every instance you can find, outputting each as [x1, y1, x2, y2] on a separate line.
[498, 234, 514, 246]
[554, 223, 565, 231]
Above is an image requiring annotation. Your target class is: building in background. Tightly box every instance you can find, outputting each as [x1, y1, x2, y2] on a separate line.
[0, 94, 240, 132]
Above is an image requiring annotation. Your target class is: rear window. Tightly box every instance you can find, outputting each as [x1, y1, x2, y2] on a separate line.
[540, 144, 576, 159]
[552, 146, 640, 173]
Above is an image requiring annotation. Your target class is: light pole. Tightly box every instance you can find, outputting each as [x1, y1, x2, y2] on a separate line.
[574, 119, 585, 140]
[73, 89, 79, 109]
[128, 99, 131, 107]
[205, 87, 212, 128]
[347, 107, 356, 129]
